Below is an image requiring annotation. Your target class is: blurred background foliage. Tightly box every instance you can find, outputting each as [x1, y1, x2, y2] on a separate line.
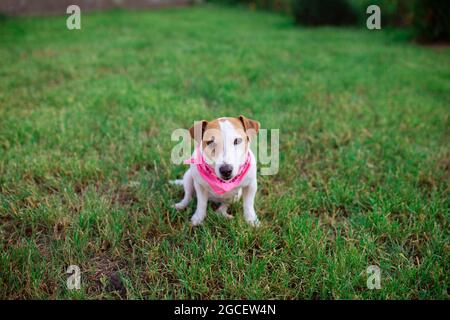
[206, 0, 450, 42]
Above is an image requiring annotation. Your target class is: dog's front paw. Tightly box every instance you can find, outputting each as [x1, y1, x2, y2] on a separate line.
[245, 217, 260, 227]
[190, 214, 205, 226]
[173, 202, 186, 211]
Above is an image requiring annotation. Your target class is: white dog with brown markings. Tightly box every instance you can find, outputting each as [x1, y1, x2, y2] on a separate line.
[171, 115, 260, 227]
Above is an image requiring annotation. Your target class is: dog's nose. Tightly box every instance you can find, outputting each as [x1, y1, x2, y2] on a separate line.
[219, 164, 233, 180]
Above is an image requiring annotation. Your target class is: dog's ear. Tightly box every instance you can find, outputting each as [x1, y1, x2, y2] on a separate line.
[189, 120, 208, 143]
[239, 115, 260, 140]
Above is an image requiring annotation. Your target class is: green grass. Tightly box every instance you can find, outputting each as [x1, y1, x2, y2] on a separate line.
[0, 5, 449, 299]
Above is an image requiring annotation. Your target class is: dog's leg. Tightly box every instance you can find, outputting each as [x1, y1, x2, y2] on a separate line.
[173, 169, 194, 211]
[215, 203, 233, 219]
[242, 182, 260, 227]
[191, 181, 208, 226]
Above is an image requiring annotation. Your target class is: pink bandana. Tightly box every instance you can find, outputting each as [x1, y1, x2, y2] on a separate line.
[184, 146, 252, 195]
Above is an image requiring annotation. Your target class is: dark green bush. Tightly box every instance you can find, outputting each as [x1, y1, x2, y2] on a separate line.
[206, 0, 292, 13]
[205, 0, 243, 5]
[348, 0, 414, 27]
[413, 0, 450, 42]
[207, 0, 449, 42]
[292, 0, 357, 26]
[258, 0, 290, 11]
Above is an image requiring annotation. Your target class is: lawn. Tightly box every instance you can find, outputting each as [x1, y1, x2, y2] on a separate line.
[0, 5, 448, 299]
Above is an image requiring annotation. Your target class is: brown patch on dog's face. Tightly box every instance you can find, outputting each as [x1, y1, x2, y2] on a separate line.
[201, 119, 222, 162]
[226, 117, 250, 149]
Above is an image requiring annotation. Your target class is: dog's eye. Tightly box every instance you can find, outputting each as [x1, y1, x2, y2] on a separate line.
[234, 138, 242, 145]
[206, 140, 214, 146]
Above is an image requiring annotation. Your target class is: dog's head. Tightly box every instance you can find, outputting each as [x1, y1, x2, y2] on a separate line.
[189, 116, 260, 181]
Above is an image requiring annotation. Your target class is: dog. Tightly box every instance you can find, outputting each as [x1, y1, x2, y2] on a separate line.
[171, 115, 260, 227]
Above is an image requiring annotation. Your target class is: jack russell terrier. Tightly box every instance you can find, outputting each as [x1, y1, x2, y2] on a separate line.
[171, 115, 260, 227]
